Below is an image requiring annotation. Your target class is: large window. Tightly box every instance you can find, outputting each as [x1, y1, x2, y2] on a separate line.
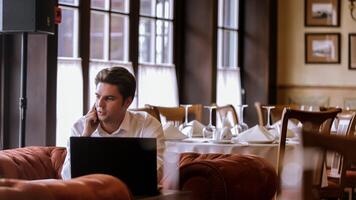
[216, 0, 242, 109]
[137, 0, 178, 107]
[57, 0, 82, 147]
[56, 0, 178, 146]
[88, 0, 134, 108]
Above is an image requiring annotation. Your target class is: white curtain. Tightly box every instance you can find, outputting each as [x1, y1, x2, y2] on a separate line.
[216, 68, 242, 108]
[56, 58, 83, 147]
[138, 63, 179, 107]
[89, 60, 135, 107]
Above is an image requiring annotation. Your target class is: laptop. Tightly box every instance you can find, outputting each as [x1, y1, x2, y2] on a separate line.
[70, 137, 158, 196]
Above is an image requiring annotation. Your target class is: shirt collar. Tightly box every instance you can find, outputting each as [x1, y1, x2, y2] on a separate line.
[97, 110, 130, 136]
[118, 111, 130, 132]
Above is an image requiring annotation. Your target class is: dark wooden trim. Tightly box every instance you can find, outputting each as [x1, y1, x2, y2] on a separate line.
[211, 0, 218, 103]
[239, 0, 246, 104]
[45, 27, 58, 146]
[278, 84, 356, 90]
[0, 35, 3, 149]
[174, 0, 184, 97]
[79, 0, 91, 113]
[129, 0, 139, 75]
[269, 0, 278, 104]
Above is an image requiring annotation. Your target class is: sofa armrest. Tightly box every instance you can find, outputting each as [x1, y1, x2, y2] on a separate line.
[0, 174, 133, 200]
[179, 153, 278, 200]
[0, 146, 66, 179]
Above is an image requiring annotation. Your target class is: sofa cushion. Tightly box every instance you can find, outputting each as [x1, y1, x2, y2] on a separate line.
[0, 174, 133, 200]
[179, 153, 278, 200]
[0, 146, 66, 180]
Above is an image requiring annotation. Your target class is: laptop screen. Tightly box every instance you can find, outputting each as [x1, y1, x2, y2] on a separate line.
[70, 137, 158, 196]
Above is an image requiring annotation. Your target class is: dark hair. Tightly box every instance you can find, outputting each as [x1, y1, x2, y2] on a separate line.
[95, 66, 136, 100]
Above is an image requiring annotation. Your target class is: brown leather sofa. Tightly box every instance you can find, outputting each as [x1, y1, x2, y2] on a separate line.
[0, 146, 133, 200]
[179, 153, 278, 200]
[0, 146, 278, 200]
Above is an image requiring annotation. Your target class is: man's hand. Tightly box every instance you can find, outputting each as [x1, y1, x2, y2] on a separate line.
[82, 104, 99, 137]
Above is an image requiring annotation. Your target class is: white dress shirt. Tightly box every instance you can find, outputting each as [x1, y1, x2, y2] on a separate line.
[61, 110, 165, 180]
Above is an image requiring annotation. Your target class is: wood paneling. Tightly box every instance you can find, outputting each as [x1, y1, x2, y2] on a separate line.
[0, 33, 57, 149]
[179, 0, 217, 124]
[242, 0, 277, 126]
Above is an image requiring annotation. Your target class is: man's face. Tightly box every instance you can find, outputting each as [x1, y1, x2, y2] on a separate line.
[95, 82, 132, 123]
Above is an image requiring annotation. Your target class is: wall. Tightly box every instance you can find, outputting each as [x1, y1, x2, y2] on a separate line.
[277, 0, 356, 108]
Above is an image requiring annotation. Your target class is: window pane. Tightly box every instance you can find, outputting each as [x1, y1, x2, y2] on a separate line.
[110, 14, 129, 61]
[218, 29, 237, 68]
[58, 8, 75, 57]
[156, 20, 172, 64]
[223, 0, 238, 28]
[139, 18, 155, 63]
[91, 0, 109, 9]
[156, 0, 173, 19]
[59, 0, 78, 5]
[112, 0, 129, 13]
[140, 0, 155, 16]
[90, 12, 106, 59]
[56, 59, 83, 147]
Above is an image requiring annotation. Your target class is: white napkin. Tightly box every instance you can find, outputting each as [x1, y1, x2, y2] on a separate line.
[163, 123, 188, 140]
[236, 125, 275, 143]
[181, 120, 205, 137]
[272, 120, 300, 138]
[218, 127, 233, 140]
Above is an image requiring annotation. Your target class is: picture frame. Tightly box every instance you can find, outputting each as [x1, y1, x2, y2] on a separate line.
[305, 33, 340, 64]
[349, 34, 356, 70]
[305, 0, 340, 27]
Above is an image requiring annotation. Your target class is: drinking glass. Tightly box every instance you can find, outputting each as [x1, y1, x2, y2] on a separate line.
[179, 104, 193, 137]
[236, 105, 249, 132]
[202, 105, 217, 139]
[262, 105, 275, 130]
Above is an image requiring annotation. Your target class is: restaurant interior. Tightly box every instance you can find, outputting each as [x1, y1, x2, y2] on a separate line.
[1, 0, 356, 199]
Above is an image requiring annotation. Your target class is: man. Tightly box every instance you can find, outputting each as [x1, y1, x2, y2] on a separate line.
[61, 66, 164, 180]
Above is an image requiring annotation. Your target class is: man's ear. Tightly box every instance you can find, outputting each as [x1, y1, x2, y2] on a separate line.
[123, 96, 133, 108]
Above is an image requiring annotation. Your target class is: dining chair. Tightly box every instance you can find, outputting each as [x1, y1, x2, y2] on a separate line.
[146, 104, 203, 127]
[302, 128, 356, 200]
[129, 106, 161, 122]
[254, 102, 300, 127]
[216, 104, 238, 128]
[277, 108, 342, 197]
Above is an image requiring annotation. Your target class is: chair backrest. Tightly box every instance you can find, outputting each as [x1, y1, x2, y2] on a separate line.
[146, 104, 203, 127]
[254, 102, 300, 126]
[277, 108, 341, 180]
[327, 112, 356, 184]
[302, 127, 356, 200]
[129, 106, 161, 122]
[216, 104, 238, 127]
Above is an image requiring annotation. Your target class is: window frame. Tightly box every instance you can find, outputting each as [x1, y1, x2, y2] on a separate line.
[90, 3, 130, 62]
[58, 3, 80, 59]
[217, 0, 240, 69]
[138, 0, 174, 65]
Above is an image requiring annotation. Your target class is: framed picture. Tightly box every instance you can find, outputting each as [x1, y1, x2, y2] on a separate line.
[305, 0, 340, 27]
[305, 33, 340, 64]
[349, 34, 356, 70]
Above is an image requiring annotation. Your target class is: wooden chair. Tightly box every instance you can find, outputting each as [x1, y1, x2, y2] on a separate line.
[277, 108, 342, 197]
[216, 104, 239, 127]
[146, 104, 203, 127]
[302, 129, 356, 200]
[129, 106, 161, 122]
[254, 102, 300, 126]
